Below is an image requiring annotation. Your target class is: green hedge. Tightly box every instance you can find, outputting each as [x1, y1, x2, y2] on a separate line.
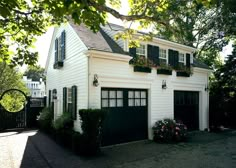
[75, 109, 106, 155]
[37, 107, 53, 132]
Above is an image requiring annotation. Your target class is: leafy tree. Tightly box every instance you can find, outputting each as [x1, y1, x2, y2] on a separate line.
[0, 62, 28, 95]
[0, 0, 235, 66]
[24, 65, 45, 82]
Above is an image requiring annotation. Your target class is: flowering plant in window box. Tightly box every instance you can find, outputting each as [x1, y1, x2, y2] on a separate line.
[152, 118, 187, 143]
[157, 63, 173, 75]
[130, 56, 154, 73]
[175, 65, 192, 77]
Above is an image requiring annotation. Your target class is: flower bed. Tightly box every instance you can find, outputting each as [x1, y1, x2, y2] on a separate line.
[152, 118, 187, 142]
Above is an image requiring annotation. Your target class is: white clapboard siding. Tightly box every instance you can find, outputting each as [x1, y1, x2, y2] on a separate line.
[46, 23, 88, 132]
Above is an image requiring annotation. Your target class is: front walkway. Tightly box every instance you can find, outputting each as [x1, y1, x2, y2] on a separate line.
[0, 129, 236, 168]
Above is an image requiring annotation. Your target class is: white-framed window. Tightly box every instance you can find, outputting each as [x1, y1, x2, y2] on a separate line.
[101, 90, 123, 108]
[58, 36, 62, 61]
[179, 53, 185, 63]
[67, 88, 72, 103]
[159, 48, 167, 64]
[136, 44, 146, 57]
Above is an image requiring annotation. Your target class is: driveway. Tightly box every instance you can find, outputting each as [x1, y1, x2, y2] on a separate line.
[0, 129, 236, 168]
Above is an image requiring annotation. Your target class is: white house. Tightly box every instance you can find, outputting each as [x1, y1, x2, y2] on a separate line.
[45, 22, 211, 146]
[23, 76, 45, 98]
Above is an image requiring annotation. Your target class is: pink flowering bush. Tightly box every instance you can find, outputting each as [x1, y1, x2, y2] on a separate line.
[152, 119, 187, 142]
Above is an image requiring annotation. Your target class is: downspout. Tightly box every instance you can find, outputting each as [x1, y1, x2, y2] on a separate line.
[87, 52, 91, 109]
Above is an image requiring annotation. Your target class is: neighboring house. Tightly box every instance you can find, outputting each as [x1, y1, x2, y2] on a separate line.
[45, 22, 211, 146]
[23, 76, 45, 98]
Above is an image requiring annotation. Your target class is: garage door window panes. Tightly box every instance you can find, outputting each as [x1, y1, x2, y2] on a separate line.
[128, 91, 147, 106]
[102, 90, 123, 108]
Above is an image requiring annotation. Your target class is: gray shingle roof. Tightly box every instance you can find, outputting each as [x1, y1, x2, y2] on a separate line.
[69, 22, 126, 55]
[193, 58, 211, 70]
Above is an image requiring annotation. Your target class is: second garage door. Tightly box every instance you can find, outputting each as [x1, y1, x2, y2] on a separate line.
[174, 91, 199, 130]
[101, 88, 148, 146]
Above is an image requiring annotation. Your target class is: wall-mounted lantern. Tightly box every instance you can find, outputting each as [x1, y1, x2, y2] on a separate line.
[162, 80, 167, 89]
[93, 74, 99, 87]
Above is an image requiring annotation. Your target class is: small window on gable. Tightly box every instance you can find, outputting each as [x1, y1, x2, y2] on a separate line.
[54, 30, 66, 69]
[58, 36, 62, 61]
[179, 53, 185, 63]
[159, 48, 167, 64]
[136, 44, 146, 57]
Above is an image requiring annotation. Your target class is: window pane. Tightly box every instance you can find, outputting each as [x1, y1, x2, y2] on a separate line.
[102, 90, 108, 98]
[128, 91, 134, 98]
[117, 99, 123, 107]
[135, 99, 140, 106]
[117, 91, 123, 98]
[109, 91, 116, 98]
[141, 91, 146, 98]
[135, 91, 140, 98]
[141, 99, 146, 106]
[128, 99, 134, 106]
[102, 99, 108, 107]
[109, 99, 116, 107]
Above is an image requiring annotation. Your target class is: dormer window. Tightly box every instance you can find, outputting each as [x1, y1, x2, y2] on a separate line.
[179, 53, 185, 66]
[136, 44, 146, 57]
[159, 48, 167, 64]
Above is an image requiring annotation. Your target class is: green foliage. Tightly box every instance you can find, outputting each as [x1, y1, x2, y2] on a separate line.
[24, 65, 45, 82]
[131, 56, 155, 68]
[0, 62, 28, 95]
[152, 118, 187, 143]
[38, 107, 53, 131]
[0, 90, 27, 112]
[77, 109, 106, 155]
[52, 112, 73, 131]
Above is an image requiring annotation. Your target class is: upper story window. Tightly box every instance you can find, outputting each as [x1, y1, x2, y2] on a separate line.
[136, 44, 146, 57]
[159, 48, 167, 64]
[54, 30, 66, 69]
[179, 53, 185, 64]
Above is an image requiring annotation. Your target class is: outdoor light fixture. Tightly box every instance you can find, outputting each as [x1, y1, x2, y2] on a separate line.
[162, 80, 167, 89]
[93, 74, 99, 87]
[205, 84, 209, 92]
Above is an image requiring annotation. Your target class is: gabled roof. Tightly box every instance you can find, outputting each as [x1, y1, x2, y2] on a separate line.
[69, 21, 126, 55]
[69, 22, 210, 70]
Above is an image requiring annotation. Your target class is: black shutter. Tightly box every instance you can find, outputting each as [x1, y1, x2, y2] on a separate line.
[61, 31, 66, 60]
[174, 50, 179, 68]
[186, 53, 191, 68]
[168, 49, 174, 66]
[129, 47, 136, 57]
[63, 87, 67, 113]
[71, 85, 77, 120]
[48, 90, 51, 107]
[55, 39, 58, 63]
[147, 45, 159, 65]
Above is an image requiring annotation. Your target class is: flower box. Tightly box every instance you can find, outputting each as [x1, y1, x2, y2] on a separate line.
[157, 69, 172, 75]
[134, 66, 152, 73]
[53, 61, 64, 69]
[176, 71, 190, 77]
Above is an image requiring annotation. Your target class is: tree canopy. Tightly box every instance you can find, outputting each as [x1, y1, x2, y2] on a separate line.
[0, 0, 235, 66]
[24, 65, 45, 82]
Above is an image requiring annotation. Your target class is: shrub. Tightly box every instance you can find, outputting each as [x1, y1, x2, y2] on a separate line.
[152, 118, 187, 143]
[37, 107, 53, 132]
[52, 112, 73, 131]
[52, 112, 74, 147]
[77, 109, 106, 155]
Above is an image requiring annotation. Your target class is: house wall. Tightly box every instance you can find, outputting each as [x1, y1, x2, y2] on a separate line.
[46, 23, 88, 132]
[88, 52, 210, 139]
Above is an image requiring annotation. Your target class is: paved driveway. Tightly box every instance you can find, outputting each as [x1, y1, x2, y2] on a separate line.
[0, 129, 236, 168]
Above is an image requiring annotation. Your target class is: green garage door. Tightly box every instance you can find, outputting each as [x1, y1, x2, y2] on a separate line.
[174, 91, 199, 130]
[101, 88, 148, 146]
